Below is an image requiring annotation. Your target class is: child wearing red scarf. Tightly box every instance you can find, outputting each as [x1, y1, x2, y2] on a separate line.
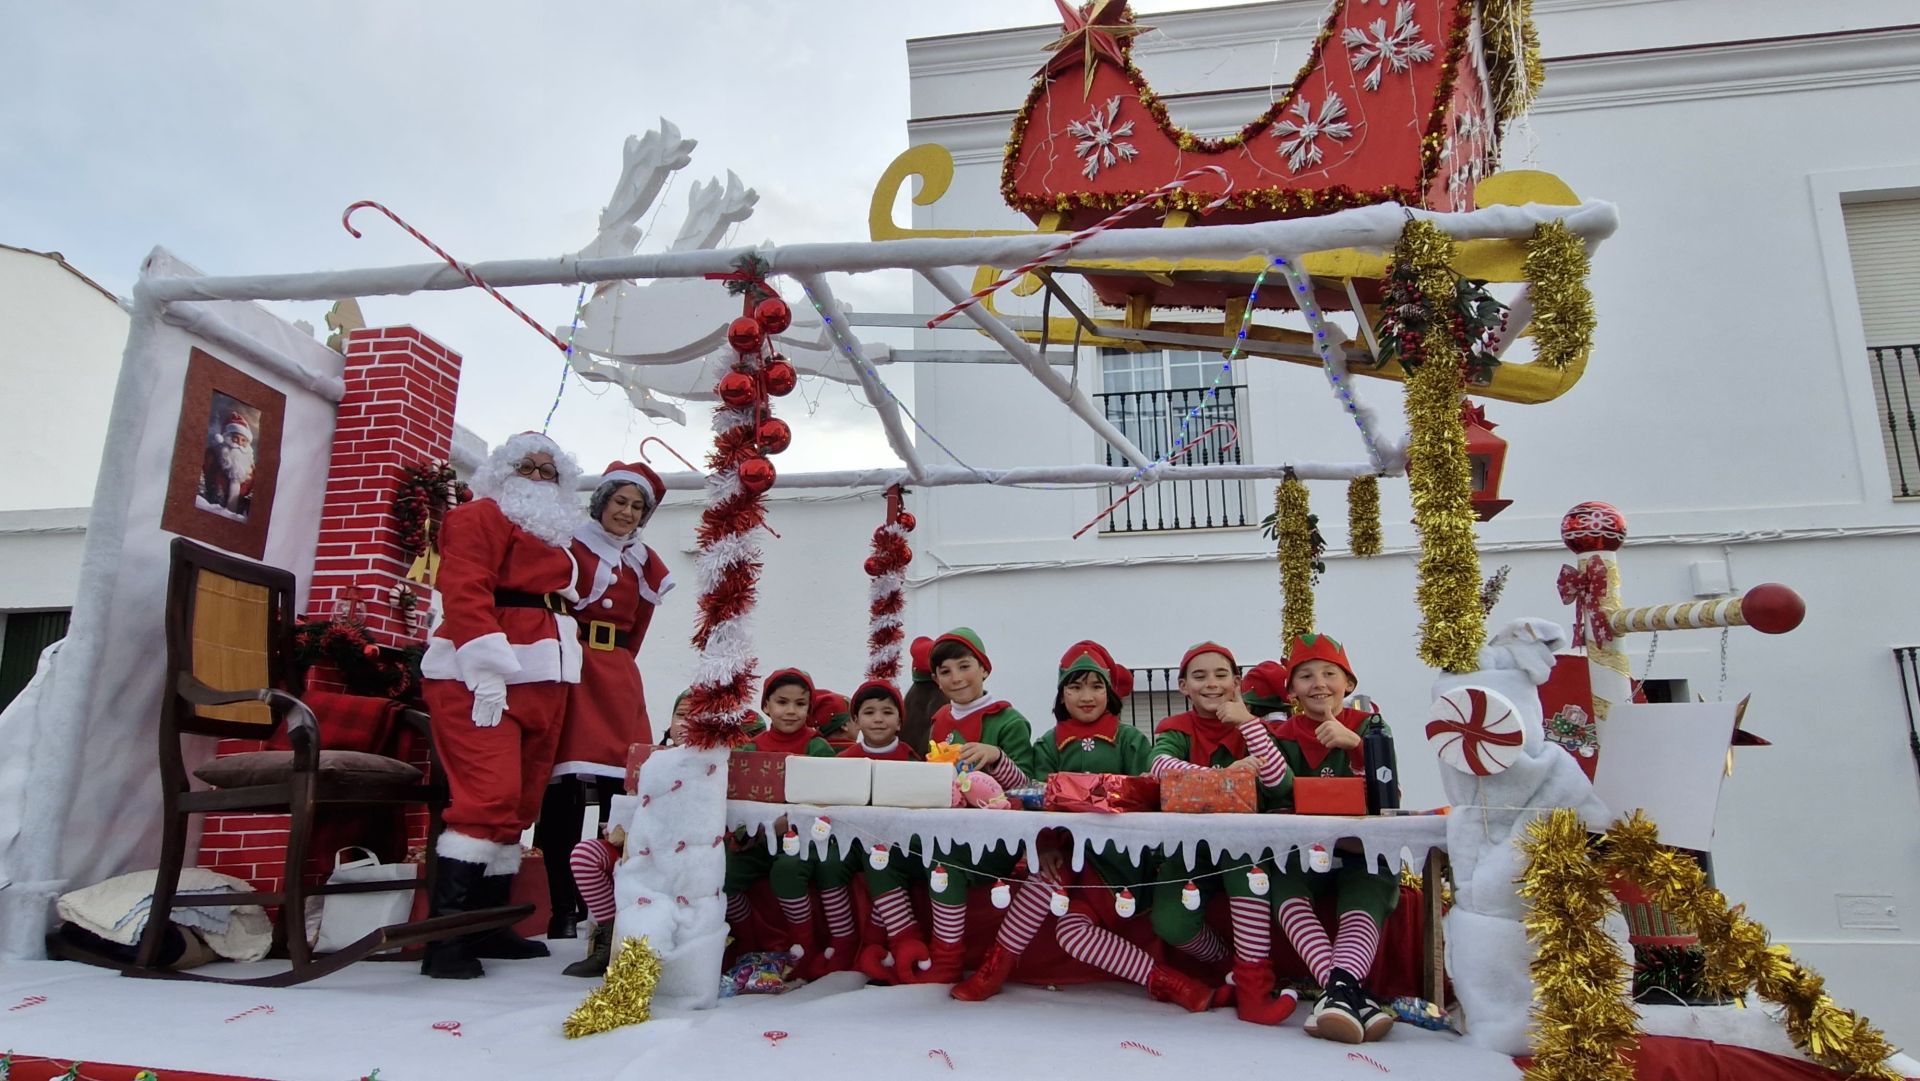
[723, 670, 840, 965]
[1148, 642, 1299, 1026]
[951, 642, 1213, 1012]
[1253, 634, 1399, 1045]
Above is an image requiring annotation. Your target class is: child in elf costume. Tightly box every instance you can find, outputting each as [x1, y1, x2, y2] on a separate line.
[901, 635, 945, 757]
[723, 669, 845, 966]
[1148, 642, 1300, 1025]
[810, 690, 855, 752]
[951, 641, 1213, 1012]
[1244, 634, 1399, 1044]
[862, 628, 1037, 983]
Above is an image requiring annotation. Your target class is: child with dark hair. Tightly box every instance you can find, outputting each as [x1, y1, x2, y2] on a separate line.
[900, 635, 946, 756]
[950, 642, 1212, 1012]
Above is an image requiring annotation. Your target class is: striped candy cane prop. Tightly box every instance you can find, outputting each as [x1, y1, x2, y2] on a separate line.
[926, 164, 1234, 328]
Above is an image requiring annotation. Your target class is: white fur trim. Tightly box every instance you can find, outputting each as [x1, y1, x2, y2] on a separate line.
[636, 568, 674, 607]
[485, 841, 527, 876]
[419, 632, 521, 685]
[437, 830, 497, 865]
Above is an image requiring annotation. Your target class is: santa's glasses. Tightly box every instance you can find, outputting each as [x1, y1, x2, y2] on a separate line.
[513, 459, 559, 482]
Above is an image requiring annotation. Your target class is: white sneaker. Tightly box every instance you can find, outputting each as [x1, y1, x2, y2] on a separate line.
[1309, 990, 1365, 1044]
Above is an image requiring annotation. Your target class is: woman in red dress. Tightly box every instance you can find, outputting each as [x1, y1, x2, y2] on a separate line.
[535, 459, 673, 940]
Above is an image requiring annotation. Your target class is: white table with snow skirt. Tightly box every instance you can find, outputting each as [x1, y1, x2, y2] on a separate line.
[726, 801, 1453, 1003]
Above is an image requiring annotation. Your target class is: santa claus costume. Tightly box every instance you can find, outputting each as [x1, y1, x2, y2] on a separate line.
[200, 411, 255, 515]
[537, 459, 673, 940]
[417, 431, 585, 979]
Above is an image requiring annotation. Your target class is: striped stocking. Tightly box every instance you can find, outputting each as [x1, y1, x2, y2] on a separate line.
[1228, 896, 1272, 964]
[569, 838, 618, 924]
[871, 888, 917, 937]
[820, 886, 856, 939]
[1175, 924, 1228, 964]
[1277, 898, 1334, 983]
[931, 899, 968, 945]
[1330, 910, 1381, 980]
[777, 893, 815, 935]
[725, 892, 751, 927]
[1056, 912, 1152, 986]
[994, 878, 1054, 954]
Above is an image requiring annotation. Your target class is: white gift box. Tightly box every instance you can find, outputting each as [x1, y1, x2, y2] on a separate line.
[870, 761, 955, 809]
[782, 756, 872, 806]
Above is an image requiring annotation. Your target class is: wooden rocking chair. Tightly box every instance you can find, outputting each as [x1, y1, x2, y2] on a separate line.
[49, 537, 528, 987]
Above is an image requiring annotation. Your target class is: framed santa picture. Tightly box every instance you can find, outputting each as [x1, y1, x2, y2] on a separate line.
[161, 348, 286, 559]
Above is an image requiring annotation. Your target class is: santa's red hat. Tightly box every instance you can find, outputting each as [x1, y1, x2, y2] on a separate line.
[222, 412, 252, 439]
[598, 459, 667, 524]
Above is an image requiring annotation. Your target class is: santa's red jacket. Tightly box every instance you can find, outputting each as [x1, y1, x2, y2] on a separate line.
[419, 498, 583, 689]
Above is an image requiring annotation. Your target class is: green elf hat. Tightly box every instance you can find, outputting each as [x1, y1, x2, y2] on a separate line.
[808, 690, 851, 735]
[1239, 660, 1291, 716]
[1282, 633, 1357, 689]
[850, 679, 905, 717]
[1178, 641, 1238, 679]
[671, 689, 692, 714]
[909, 636, 936, 684]
[933, 627, 992, 673]
[1058, 640, 1133, 698]
[761, 667, 816, 704]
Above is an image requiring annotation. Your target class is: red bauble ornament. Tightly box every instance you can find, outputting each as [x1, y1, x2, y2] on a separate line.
[754, 297, 792, 335]
[864, 555, 885, 577]
[1740, 583, 1806, 635]
[718, 371, 759, 408]
[362, 644, 380, 658]
[727, 317, 764, 355]
[895, 511, 917, 532]
[763, 359, 798, 397]
[756, 418, 792, 455]
[1560, 501, 1627, 554]
[738, 456, 777, 494]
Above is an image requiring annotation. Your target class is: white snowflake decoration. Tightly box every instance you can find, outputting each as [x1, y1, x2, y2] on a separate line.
[1343, 1, 1435, 92]
[1067, 96, 1139, 180]
[1271, 92, 1354, 171]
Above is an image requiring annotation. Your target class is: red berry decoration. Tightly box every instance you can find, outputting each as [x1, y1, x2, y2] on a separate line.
[718, 371, 759, 408]
[763, 359, 798, 397]
[756, 418, 792, 455]
[754, 296, 792, 335]
[895, 511, 916, 532]
[738, 456, 777, 494]
[727, 316, 764, 355]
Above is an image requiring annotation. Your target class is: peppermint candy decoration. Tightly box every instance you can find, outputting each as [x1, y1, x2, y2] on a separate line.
[1426, 686, 1526, 776]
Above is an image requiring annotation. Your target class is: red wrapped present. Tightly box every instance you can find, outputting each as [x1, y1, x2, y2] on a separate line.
[728, 751, 789, 803]
[1043, 772, 1159, 814]
[1160, 765, 1257, 814]
[625, 743, 661, 794]
[1294, 776, 1367, 815]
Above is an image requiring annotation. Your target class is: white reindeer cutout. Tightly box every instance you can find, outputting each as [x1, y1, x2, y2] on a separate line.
[563, 121, 873, 424]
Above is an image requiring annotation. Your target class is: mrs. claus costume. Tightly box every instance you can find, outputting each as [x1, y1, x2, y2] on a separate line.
[417, 431, 585, 978]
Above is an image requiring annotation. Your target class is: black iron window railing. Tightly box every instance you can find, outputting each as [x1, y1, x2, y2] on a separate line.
[1869, 345, 1920, 497]
[1119, 666, 1183, 734]
[1094, 385, 1250, 532]
[1892, 647, 1920, 776]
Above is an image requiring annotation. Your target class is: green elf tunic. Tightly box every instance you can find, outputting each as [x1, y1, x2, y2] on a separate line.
[1262, 707, 1399, 926]
[1031, 713, 1156, 895]
[724, 725, 849, 901]
[1147, 710, 1292, 948]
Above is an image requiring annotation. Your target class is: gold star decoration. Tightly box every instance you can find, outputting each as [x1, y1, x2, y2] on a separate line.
[1038, 0, 1151, 100]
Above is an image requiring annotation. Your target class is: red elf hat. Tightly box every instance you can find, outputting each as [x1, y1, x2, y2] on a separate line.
[761, 667, 815, 704]
[1058, 640, 1133, 698]
[1281, 633, 1357, 689]
[1178, 641, 1238, 678]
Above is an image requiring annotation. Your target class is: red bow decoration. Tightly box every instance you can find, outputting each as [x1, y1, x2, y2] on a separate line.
[1557, 556, 1614, 649]
[1423, 689, 1526, 776]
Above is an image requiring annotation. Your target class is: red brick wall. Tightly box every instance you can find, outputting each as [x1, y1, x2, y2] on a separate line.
[199, 325, 462, 893]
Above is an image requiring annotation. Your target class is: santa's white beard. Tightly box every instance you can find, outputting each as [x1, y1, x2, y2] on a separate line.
[215, 442, 254, 500]
[494, 476, 581, 547]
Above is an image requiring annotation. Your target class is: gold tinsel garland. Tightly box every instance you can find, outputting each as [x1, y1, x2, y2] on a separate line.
[1277, 473, 1315, 642]
[564, 936, 662, 1039]
[1482, 0, 1545, 123]
[1524, 221, 1597, 371]
[1348, 475, 1382, 558]
[1599, 814, 1900, 1080]
[1397, 220, 1487, 672]
[1517, 809, 1638, 1081]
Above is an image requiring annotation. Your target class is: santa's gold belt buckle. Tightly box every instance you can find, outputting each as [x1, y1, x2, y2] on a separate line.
[587, 620, 618, 651]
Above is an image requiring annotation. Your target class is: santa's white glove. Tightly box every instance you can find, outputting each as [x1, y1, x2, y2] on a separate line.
[469, 672, 508, 728]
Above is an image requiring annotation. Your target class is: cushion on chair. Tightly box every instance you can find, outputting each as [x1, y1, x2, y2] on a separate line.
[193, 750, 422, 788]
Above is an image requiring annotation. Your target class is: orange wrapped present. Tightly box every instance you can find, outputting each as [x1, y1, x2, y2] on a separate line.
[1160, 763, 1258, 814]
[1042, 772, 1159, 813]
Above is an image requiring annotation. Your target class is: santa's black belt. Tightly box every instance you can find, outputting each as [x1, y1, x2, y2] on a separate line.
[493, 589, 570, 613]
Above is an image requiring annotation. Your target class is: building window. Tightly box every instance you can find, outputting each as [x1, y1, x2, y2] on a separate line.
[0, 609, 70, 713]
[1842, 198, 1920, 497]
[1093, 349, 1250, 532]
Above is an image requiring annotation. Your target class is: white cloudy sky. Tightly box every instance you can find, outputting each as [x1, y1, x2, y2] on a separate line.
[2, 1, 1229, 474]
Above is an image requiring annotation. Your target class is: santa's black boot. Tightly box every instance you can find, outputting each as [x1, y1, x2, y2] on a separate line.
[467, 869, 551, 960]
[421, 856, 488, 980]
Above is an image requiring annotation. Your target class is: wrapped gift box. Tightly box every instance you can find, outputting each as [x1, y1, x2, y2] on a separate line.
[625, 743, 662, 794]
[1160, 765, 1258, 814]
[784, 756, 873, 806]
[870, 760, 955, 808]
[1042, 772, 1160, 813]
[1294, 776, 1367, 815]
[728, 751, 790, 803]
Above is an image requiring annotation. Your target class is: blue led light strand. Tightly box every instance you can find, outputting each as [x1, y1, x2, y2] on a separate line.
[542, 283, 590, 434]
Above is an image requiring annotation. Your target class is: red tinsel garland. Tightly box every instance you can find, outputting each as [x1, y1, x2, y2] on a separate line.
[862, 485, 914, 682]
